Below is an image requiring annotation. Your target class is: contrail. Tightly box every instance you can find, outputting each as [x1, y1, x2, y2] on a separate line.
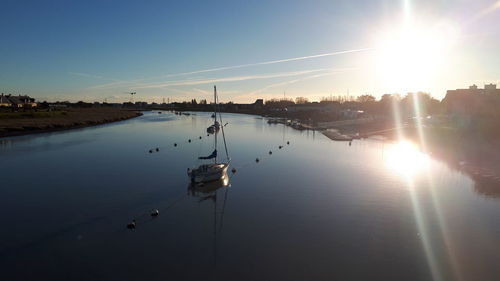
[86, 47, 371, 90]
[133, 69, 326, 89]
[161, 48, 372, 78]
[248, 68, 356, 96]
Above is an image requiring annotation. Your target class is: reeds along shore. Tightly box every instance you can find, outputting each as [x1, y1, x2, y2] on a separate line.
[0, 108, 142, 138]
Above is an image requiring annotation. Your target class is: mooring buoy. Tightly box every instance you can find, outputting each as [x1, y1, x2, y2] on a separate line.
[174, 143, 177, 147]
[199, 136, 202, 139]
[287, 141, 290, 145]
[127, 220, 136, 229]
[151, 209, 159, 217]
[256, 158, 260, 163]
[269, 151, 272, 155]
[156, 148, 159, 152]
[188, 139, 191, 143]
[231, 168, 237, 173]
[149, 150, 153, 153]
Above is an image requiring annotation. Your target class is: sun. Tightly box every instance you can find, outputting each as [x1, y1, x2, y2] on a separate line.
[373, 20, 459, 93]
[385, 141, 430, 177]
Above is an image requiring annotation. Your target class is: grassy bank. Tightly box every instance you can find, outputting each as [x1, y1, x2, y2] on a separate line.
[0, 108, 142, 138]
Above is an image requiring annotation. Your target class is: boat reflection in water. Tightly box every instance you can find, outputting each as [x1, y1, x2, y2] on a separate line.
[187, 174, 231, 267]
[187, 173, 230, 198]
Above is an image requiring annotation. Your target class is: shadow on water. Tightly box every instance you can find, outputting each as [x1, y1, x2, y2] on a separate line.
[0, 136, 97, 153]
[471, 175, 500, 198]
[435, 154, 500, 199]
[0, 216, 105, 259]
[136, 113, 177, 123]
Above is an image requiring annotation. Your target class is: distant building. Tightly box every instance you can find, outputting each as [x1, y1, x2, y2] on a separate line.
[49, 104, 68, 109]
[443, 84, 500, 128]
[0, 94, 37, 108]
[254, 99, 264, 107]
[233, 99, 265, 110]
[135, 101, 148, 108]
[340, 109, 364, 119]
[287, 103, 340, 113]
[0, 94, 13, 107]
[485, 83, 497, 90]
[446, 84, 500, 96]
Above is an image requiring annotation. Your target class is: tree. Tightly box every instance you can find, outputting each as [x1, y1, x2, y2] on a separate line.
[265, 98, 295, 108]
[401, 92, 440, 117]
[373, 94, 402, 116]
[357, 95, 376, 103]
[295, 97, 309, 104]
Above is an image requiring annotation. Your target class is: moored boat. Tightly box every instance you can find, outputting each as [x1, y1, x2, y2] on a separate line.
[188, 86, 230, 183]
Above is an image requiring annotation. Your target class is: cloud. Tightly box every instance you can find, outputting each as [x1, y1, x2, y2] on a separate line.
[85, 47, 371, 91]
[192, 88, 210, 95]
[131, 69, 327, 89]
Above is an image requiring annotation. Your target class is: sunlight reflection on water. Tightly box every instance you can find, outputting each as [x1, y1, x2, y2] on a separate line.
[0, 112, 499, 281]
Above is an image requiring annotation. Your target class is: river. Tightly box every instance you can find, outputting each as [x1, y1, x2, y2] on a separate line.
[1, 111, 499, 281]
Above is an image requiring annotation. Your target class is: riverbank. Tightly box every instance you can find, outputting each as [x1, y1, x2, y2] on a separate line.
[0, 108, 142, 138]
[315, 118, 500, 188]
[360, 124, 500, 189]
[396, 126, 500, 187]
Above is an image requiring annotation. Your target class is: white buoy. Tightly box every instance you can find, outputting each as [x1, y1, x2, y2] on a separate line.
[151, 209, 159, 217]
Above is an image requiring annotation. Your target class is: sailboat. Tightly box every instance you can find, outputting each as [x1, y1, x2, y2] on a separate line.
[206, 120, 220, 134]
[187, 86, 230, 183]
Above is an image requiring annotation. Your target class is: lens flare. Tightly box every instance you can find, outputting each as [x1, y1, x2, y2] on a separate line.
[385, 141, 429, 177]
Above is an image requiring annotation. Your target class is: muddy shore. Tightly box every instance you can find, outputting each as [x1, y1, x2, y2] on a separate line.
[0, 108, 142, 138]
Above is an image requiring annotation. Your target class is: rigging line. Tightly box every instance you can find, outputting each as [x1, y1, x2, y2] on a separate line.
[230, 141, 291, 170]
[131, 192, 187, 222]
[148, 135, 207, 154]
[218, 188, 229, 233]
[213, 87, 218, 163]
[216, 90, 230, 161]
[213, 189, 218, 268]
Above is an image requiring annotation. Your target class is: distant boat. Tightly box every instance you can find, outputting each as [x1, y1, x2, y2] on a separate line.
[206, 121, 220, 134]
[188, 86, 230, 183]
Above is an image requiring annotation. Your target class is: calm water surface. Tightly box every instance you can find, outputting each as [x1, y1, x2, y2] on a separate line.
[1, 112, 500, 281]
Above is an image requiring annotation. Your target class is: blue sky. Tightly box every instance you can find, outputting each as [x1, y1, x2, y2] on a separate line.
[1, 0, 500, 102]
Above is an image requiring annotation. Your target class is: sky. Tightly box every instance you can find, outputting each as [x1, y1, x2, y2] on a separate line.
[1, 0, 500, 103]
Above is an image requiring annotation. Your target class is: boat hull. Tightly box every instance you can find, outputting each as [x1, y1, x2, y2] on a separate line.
[188, 163, 229, 183]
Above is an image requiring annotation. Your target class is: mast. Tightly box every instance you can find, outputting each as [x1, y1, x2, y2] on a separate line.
[214, 86, 217, 164]
[213, 86, 217, 125]
[217, 91, 230, 162]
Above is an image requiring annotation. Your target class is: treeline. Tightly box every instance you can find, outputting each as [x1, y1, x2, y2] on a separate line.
[264, 92, 442, 118]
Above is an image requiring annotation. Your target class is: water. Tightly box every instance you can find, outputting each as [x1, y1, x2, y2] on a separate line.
[1, 112, 499, 281]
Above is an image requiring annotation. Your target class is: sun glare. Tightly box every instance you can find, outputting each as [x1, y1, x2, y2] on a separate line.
[385, 141, 429, 177]
[374, 20, 459, 93]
